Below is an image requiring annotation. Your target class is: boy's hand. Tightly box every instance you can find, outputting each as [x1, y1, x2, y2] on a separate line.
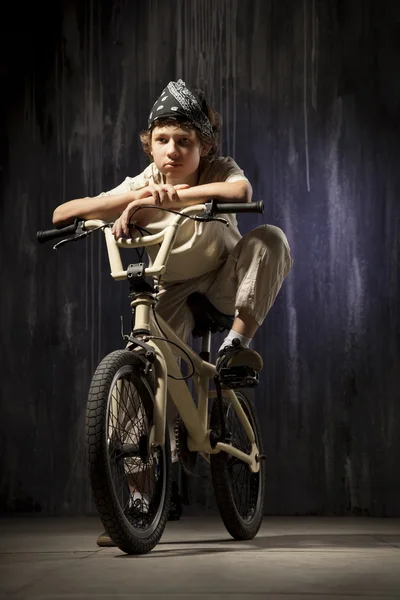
[112, 184, 189, 238]
[141, 183, 189, 206]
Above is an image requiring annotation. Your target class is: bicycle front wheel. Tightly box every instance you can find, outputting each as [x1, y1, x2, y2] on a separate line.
[86, 349, 172, 554]
[210, 390, 265, 540]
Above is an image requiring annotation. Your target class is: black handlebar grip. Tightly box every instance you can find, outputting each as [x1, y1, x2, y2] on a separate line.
[36, 222, 78, 243]
[213, 201, 264, 214]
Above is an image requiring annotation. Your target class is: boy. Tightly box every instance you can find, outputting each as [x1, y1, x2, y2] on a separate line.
[53, 79, 293, 544]
[54, 79, 292, 371]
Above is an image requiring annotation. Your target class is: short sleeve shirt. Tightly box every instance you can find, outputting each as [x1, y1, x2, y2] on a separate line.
[100, 157, 248, 282]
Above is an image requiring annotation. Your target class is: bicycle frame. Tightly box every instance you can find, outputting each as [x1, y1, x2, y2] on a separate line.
[85, 206, 260, 473]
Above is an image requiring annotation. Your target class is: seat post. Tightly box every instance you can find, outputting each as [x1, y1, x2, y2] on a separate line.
[199, 330, 211, 362]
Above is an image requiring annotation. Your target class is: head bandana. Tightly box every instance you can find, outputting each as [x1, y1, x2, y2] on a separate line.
[147, 79, 213, 140]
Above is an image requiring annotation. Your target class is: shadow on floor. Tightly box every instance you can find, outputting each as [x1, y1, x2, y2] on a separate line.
[112, 532, 400, 559]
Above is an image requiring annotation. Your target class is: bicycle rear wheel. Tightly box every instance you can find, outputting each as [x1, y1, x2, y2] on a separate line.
[210, 390, 265, 540]
[86, 349, 171, 554]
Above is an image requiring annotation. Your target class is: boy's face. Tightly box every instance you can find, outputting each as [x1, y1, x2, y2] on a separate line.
[150, 124, 202, 183]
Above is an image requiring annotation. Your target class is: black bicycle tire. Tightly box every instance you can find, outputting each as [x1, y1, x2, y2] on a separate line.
[210, 390, 265, 540]
[86, 349, 172, 554]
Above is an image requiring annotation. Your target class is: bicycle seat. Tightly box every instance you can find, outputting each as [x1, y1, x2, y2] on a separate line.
[187, 292, 234, 338]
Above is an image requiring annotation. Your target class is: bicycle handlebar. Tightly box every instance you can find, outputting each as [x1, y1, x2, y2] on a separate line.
[35, 201, 264, 244]
[36, 201, 265, 280]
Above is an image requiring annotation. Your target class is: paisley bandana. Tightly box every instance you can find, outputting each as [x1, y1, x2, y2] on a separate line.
[148, 79, 213, 140]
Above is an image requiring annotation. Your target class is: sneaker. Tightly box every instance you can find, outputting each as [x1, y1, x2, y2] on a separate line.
[129, 494, 149, 513]
[96, 531, 115, 547]
[216, 338, 263, 388]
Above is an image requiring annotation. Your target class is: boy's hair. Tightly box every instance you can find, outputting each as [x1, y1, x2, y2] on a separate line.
[140, 104, 222, 161]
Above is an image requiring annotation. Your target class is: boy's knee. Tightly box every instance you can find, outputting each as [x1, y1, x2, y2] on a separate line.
[257, 226, 293, 278]
[253, 224, 291, 254]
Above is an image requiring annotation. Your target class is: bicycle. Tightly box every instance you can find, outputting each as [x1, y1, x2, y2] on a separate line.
[36, 200, 266, 555]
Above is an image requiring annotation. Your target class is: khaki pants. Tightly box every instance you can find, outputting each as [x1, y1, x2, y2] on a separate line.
[156, 224, 293, 342]
[136, 224, 293, 465]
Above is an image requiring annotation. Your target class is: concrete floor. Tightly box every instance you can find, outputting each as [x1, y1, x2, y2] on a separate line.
[1, 515, 400, 599]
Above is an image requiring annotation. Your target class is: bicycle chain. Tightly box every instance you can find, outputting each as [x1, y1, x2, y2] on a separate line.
[174, 415, 200, 477]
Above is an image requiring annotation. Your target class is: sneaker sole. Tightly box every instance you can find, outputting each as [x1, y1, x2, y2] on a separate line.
[225, 348, 263, 372]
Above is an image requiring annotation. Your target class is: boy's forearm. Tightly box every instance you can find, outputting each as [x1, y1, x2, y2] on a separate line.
[169, 180, 252, 208]
[52, 192, 137, 226]
[133, 181, 253, 227]
[52, 181, 252, 227]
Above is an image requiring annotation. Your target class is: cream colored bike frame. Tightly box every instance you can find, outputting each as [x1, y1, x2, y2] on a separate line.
[85, 205, 260, 473]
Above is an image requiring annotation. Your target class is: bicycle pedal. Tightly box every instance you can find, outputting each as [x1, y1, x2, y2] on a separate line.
[219, 366, 259, 389]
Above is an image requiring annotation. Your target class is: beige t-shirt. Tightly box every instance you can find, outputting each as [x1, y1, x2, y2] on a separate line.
[101, 156, 248, 282]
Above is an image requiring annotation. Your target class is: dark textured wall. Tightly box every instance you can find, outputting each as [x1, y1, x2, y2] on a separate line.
[1, 0, 399, 516]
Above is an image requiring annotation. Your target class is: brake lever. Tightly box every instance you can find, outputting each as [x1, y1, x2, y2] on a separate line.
[192, 199, 229, 226]
[53, 230, 88, 251]
[193, 215, 229, 226]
